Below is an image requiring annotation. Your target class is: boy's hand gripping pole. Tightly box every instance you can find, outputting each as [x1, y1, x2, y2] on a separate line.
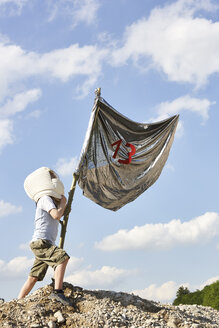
[59, 173, 78, 249]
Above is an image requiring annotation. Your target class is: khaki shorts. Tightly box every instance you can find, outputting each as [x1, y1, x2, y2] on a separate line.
[29, 239, 70, 281]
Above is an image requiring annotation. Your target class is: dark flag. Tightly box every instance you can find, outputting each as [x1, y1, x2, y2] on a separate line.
[75, 95, 179, 211]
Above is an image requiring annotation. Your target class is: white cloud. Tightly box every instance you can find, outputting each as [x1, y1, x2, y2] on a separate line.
[19, 242, 30, 251]
[72, 0, 100, 27]
[199, 276, 219, 289]
[55, 156, 78, 176]
[133, 281, 182, 302]
[0, 200, 22, 217]
[0, 42, 107, 101]
[66, 265, 134, 289]
[95, 212, 219, 252]
[0, 256, 33, 279]
[165, 163, 175, 172]
[133, 275, 219, 302]
[0, 89, 41, 150]
[0, 0, 26, 5]
[25, 109, 41, 119]
[0, 41, 107, 151]
[38, 44, 105, 84]
[150, 95, 215, 137]
[48, 0, 101, 27]
[0, 119, 14, 150]
[97, 32, 119, 49]
[0, 89, 42, 118]
[0, 0, 28, 15]
[153, 95, 215, 123]
[66, 256, 84, 274]
[111, 0, 219, 87]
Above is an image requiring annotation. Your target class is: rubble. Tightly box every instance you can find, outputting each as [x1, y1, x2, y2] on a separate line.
[0, 282, 218, 327]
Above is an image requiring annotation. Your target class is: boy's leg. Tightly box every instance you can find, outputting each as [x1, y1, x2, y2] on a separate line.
[50, 258, 72, 306]
[18, 256, 48, 299]
[54, 257, 69, 290]
[18, 276, 38, 299]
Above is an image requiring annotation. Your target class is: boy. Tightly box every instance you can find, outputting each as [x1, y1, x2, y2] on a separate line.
[18, 168, 71, 306]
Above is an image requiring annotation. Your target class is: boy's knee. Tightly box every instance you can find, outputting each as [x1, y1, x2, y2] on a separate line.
[29, 276, 38, 283]
[62, 256, 69, 264]
[61, 257, 69, 266]
[57, 257, 69, 268]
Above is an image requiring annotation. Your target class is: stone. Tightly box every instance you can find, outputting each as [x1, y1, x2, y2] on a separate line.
[0, 283, 218, 328]
[54, 310, 65, 323]
[48, 321, 57, 328]
[167, 319, 178, 328]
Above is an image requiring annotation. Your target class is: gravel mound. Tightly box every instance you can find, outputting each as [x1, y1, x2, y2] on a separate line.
[0, 282, 218, 327]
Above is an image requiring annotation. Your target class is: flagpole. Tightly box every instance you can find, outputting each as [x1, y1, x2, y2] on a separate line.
[59, 173, 78, 248]
[58, 88, 101, 249]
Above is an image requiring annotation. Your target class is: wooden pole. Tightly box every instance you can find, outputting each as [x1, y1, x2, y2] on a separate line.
[58, 88, 101, 249]
[59, 173, 79, 248]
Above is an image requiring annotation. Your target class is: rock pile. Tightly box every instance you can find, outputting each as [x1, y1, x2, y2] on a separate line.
[0, 282, 218, 327]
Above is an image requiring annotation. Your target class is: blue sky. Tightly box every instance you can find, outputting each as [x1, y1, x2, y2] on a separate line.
[0, 0, 218, 302]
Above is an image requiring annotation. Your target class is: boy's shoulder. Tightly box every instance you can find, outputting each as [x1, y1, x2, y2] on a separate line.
[37, 195, 56, 210]
[38, 195, 52, 204]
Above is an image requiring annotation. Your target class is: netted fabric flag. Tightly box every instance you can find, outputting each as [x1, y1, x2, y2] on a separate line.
[75, 96, 179, 211]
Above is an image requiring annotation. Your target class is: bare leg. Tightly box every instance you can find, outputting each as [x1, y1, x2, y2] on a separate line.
[54, 258, 69, 290]
[18, 276, 38, 299]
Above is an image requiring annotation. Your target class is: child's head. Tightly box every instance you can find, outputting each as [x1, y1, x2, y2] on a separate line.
[24, 167, 64, 202]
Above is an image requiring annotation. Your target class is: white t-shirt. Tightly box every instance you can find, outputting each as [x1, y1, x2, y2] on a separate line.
[32, 195, 58, 245]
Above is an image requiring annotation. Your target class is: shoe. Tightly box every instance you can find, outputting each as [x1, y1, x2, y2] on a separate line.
[49, 291, 72, 306]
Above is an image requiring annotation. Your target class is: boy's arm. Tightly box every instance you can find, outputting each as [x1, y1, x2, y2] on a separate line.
[49, 195, 67, 221]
